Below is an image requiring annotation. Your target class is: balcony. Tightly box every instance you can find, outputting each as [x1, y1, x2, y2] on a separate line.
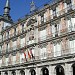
[0, 47, 75, 67]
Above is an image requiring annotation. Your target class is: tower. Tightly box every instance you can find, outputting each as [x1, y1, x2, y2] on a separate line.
[3, 0, 12, 21]
[30, 0, 36, 12]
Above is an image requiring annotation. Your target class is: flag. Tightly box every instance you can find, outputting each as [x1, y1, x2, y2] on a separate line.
[24, 52, 27, 61]
[28, 50, 31, 59]
[23, 50, 27, 61]
[30, 49, 35, 59]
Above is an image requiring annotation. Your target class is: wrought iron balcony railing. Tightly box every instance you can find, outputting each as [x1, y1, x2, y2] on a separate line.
[1, 47, 75, 67]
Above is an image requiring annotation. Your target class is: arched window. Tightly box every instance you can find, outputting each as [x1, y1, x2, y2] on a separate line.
[55, 65, 65, 75]
[20, 70, 25, 75]
[72, 63, 75, 75]
[5, 71, 8, 75]
[30, 69, 36, 75]
[41, 67, 49, 75]
[12, 71, 16, 75]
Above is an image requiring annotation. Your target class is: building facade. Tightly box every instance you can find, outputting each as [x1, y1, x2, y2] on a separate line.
[0, 0, 75, 75]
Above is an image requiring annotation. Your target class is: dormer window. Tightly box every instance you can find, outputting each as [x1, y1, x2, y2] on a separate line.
[41, 15, 44, 23]
[3, 22, 11, 29]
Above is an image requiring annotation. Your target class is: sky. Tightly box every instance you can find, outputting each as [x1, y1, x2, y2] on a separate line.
[0, 0, 53, 22]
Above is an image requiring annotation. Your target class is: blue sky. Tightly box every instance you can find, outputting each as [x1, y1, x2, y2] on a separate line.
[0, 0, 53, 21]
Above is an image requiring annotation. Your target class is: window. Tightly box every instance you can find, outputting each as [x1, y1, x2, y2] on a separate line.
[6, 32, 9, 39]
[14, 28, 16, 35]
[71, 0, 75, 10]
[21, 38, 25, 47]
[55, 24, 59, 37]
[6, 44, 8, 52]
[67, 17, 75, 32]
[67, 0, 72, 11]
[40, 47, 47, 59]
[69, 39, 75, 53]
[64, 3, 67, 13]
[13, 56, 16, 65]
[71, 18, 75, 31]
[54, 43, 61, 57]
[52, 25, 55, 37]
[13, 41, 16, 50]
[0, 46, 2, 53]
[8, 43, 10, 51]
[50, 9, 53, 19]
[56, 6, 59, 17]
[0, 59, 2, 67]
[44, 13, 47, 22]
[3, 22, 11, 29]
[22, 24, 24, 32]
[53, 9, 57, 17]
[20, 53, 25, 63]
[67, 19, 72, 32]
[6, 58, 8, 66]
[41, 15, 44, 23]
[40, 29, 46, 41]
[0, 34, 2, 42]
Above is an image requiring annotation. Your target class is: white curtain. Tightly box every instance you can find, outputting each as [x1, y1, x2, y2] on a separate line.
[52, 25, 55, 37]
[64, 3, 67, 13]
[54, 43, 61, 57]
[20, 53, 25, 63]
[50, 9, 53, 19]
[69, 40, 75, 53]
[56, 6, 59, 17]
[44, 13, 46, 22]
[24, 23, 26, 31]
[71, 18, 75, 31]
[40, 29, 46, 41]
[13, 41, 16, 50]
[3, 22, 11, 29]
[0, 35, 2, 40]
[67, 19, 72, 32]
[13, 56, 16, 65]
[0, 46, 2, 52]
[6, 58, 8, 66]
[40, 47, 46, 59]
[54, 44, 56, 57]
[21, 38, 25, 47]
[0, 59, 2, 67]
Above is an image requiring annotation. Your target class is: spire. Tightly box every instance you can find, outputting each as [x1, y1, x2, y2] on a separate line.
[30, 0, 36, 12]
[3, 0, 12, 21]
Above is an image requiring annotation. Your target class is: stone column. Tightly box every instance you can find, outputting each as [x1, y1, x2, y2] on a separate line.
[1, 72, 4, 75]
[65, 63, 72, 75]
[16, 70, 20, 75]
[25, 69, 30, 75]
[36, 67, 38, 75]
[49, 65, 52, 75]
[51, 66, 56, 75]
[24, 69, 29, 75]
[8, 71, 12, 75]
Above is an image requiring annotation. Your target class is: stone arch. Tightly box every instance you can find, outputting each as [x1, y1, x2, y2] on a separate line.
[30, 69, 36, 75]
[55, 65, 65, 75]
[72, 63, 75, 75]
[4, 71, 8, 75]
[41, 67, 49, 75]
[12, 71, 16, 75]
[20, 70, 25, 75]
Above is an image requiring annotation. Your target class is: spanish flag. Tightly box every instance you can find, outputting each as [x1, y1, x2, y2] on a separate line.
[28, 50, 31, 59]
[30, 49, 35, 59]
[23, 50, 27, 61]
